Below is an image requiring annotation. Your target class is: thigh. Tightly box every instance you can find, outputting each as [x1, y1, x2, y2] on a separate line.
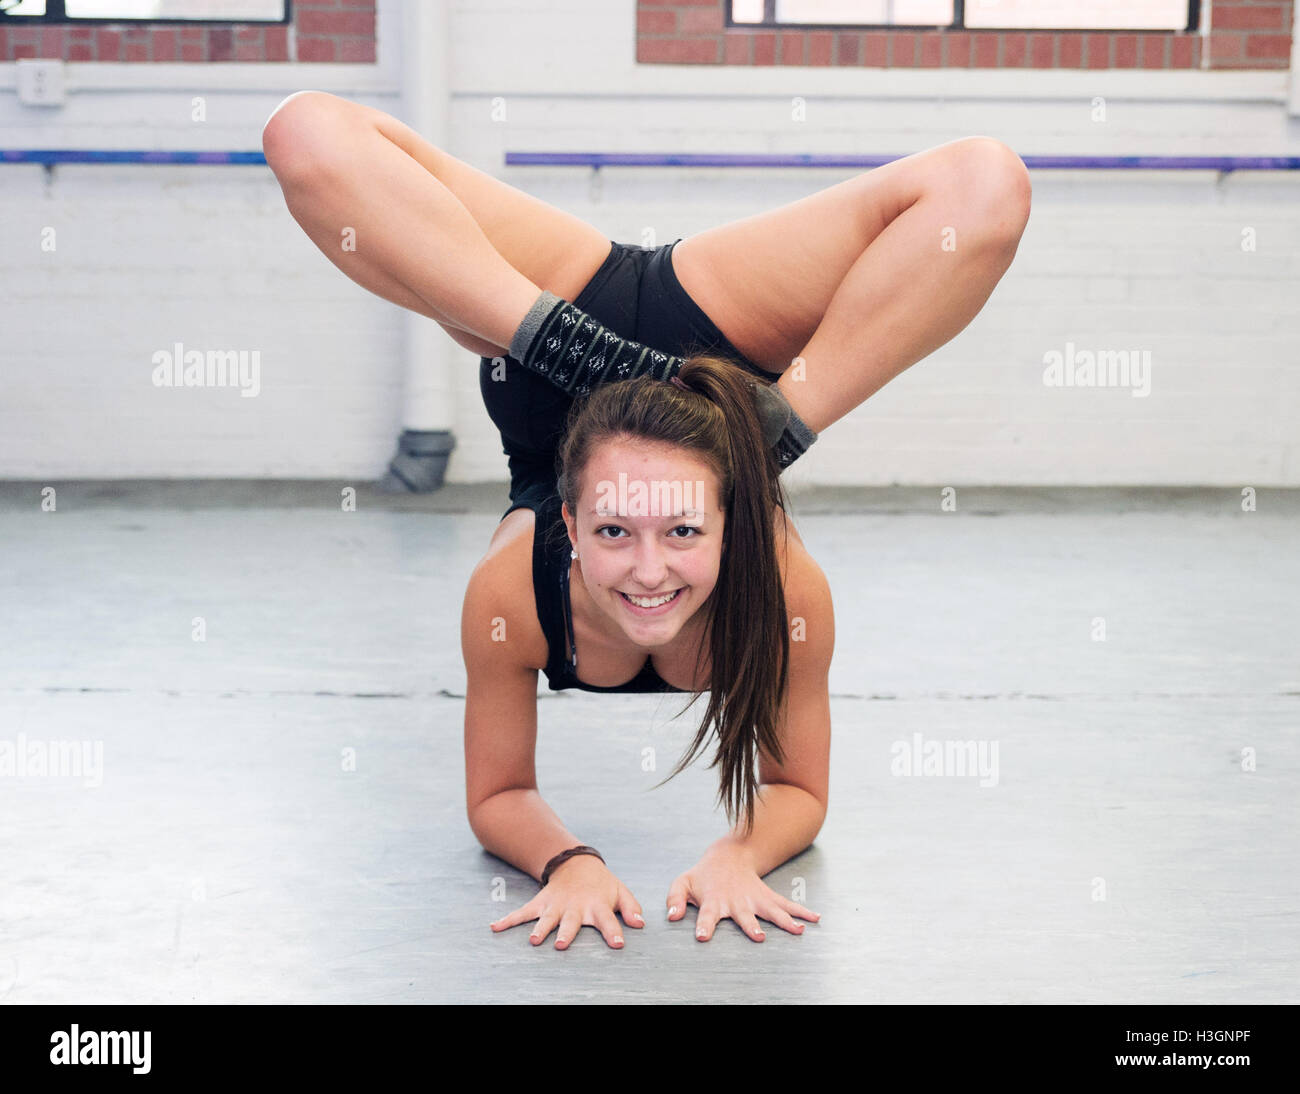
[671, 136, 982, 374]
[372, 108, 613, 306]
[264, 92, 612, 339]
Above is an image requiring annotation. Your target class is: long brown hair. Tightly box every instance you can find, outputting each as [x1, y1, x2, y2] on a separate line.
[554, 353, 793, 835]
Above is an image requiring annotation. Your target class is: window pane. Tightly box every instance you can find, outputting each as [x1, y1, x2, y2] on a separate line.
[775, 0, 954, 23]
[965, 0, 1188, 31]
[62, 0, 285, 17]
[734, 0, 1189, 28]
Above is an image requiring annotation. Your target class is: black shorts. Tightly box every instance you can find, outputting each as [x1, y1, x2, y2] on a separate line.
[481, 237, 783, 519]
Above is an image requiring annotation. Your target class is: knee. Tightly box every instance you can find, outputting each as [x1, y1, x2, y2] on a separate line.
[950, 136, 1032, 248]
[261, 89, 347, 184]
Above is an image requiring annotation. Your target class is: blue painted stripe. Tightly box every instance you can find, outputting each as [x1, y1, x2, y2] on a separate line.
[1, 149, 267, 164]
[2, 149, 1297, 171]
[506, 151, 1300, 171]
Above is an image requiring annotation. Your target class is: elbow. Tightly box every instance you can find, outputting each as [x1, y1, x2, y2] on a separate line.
[807, 797, 828, 838]
[763, 780, 827, 831]
[800, 786, 829, 836]
[465, 787, 507, 845]
[466, 802, 489, 846]
[466, 795, 488, 844]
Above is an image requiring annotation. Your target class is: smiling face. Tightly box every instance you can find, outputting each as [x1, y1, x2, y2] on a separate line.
[561, 436, 726, 652]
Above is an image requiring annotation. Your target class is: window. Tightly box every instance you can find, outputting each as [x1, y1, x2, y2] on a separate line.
[0, 0, 288, 22]
[728, 0, 1199, 33]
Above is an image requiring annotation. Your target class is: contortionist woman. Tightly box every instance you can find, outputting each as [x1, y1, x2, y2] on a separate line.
[261, 91, 1032, 950]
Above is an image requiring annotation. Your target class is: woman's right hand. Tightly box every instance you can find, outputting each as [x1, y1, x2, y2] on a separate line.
[490, 855, 645, 950]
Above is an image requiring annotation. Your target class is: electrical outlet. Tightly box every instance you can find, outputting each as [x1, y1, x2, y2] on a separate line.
[17, 59, 66, 107]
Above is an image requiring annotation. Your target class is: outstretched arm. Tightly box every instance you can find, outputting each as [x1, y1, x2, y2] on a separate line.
[462, 547, 645, 950]
[666, 540, 835, 942]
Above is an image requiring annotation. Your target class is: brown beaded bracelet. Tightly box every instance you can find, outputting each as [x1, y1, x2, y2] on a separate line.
[540, 845, 604, 886]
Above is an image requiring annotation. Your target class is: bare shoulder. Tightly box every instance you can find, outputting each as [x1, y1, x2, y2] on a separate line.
[462, 509, 554, 817]
[773, 505, 835, 663]
[462, 508, 550, 676]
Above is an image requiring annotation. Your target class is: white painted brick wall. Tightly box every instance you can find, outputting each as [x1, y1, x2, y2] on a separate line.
[1, 0, 1297, 484]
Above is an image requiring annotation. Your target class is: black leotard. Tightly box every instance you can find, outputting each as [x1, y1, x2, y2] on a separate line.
[484, 237, 776, 693]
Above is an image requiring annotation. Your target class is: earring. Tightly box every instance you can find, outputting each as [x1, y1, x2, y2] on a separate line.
[570, 548, 578, 560]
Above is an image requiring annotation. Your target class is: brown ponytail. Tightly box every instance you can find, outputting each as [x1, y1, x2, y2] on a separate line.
[555, 354, 793, 835]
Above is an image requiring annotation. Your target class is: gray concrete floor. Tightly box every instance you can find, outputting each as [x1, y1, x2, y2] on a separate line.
[0, 481, 1296, 1004]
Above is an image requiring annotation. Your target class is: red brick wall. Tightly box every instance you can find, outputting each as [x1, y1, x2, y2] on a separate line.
[0, 0, 375, 63]
[637, 0, 1294, 70]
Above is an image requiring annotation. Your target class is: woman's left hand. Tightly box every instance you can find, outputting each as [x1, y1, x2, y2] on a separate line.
[666, 843, 820, 942]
